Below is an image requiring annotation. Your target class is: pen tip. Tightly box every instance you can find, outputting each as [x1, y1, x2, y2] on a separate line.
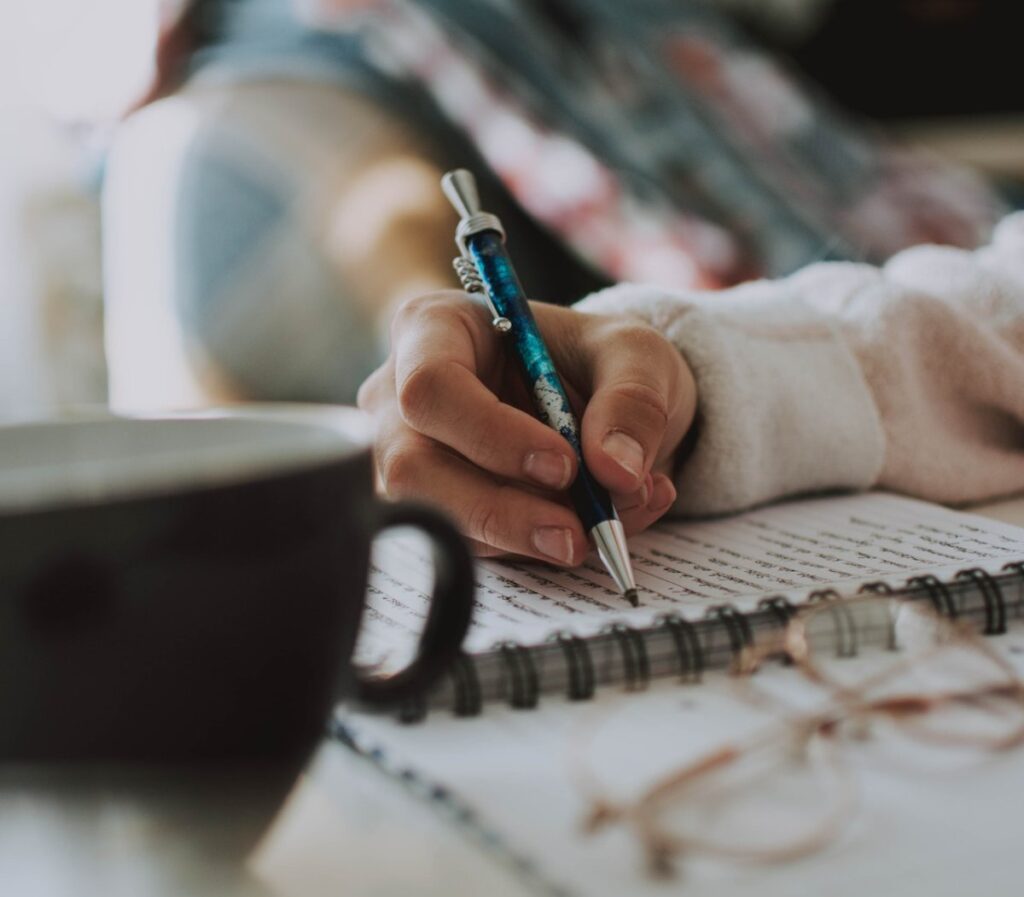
[625, 589, 639, 607]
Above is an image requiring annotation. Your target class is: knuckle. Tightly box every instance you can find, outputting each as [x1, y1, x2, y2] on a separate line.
[611, 380, 670, 431]
[464, 430, 494, 470]
[463, 414, 507, 471]
[396, 360, 444, 425]
[604, 320, 666, 355]
[391, 291, 442, 324]
[464, 490, 510, 548]
[389, 296, 425, 340]
[356, 363, 390, 411]
[390, 290, 471, 340]
[376, 439, 424, 497]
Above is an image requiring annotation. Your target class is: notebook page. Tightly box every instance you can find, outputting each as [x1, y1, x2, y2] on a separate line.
[358, 493, 1024, 663]
[340, 627, 1024, 897]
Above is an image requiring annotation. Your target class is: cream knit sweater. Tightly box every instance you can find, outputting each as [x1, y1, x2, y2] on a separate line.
[577, 213, 1024, 517]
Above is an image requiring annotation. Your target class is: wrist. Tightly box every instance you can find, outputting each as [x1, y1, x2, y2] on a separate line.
[577, 281, 885, 516]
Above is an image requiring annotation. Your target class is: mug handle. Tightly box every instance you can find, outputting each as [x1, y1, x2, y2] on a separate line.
[353, 501, 475, 707]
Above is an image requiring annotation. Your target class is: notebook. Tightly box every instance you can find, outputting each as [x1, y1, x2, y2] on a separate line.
[332, 651, 1024, 897]
[316, 492, 1024, 896]
[356, 492, 1024, 716]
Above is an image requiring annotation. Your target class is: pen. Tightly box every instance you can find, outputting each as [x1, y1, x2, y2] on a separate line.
[441, 169, 639, 607]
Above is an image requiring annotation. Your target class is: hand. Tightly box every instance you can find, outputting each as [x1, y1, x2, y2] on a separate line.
[358, 291, 698, 564]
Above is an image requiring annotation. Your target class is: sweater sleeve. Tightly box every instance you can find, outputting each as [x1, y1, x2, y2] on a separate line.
[574, 213, 1024, 517]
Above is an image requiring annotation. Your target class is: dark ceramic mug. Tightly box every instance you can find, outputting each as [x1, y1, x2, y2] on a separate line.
[0, 405, 474, 762]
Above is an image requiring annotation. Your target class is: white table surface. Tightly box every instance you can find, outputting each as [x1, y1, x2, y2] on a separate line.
[6, 497, 1024, 897]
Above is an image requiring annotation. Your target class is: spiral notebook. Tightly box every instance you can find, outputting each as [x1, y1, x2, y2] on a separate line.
[317, 493, 1024, 896]
[331, 639, 1024, 897]
[357, 492, 1024, 716]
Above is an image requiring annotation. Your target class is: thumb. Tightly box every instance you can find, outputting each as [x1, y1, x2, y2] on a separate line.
[579, 323, 689, 494]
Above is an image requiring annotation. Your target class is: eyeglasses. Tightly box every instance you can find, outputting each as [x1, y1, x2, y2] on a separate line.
[570, 596, 1024, 877]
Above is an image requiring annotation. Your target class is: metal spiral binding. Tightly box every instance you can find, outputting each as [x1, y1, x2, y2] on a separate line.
[858, 580, 894, 595]
[757, 595, 798, 629]
[391, 562, 1024, 722]
[808, 589, 860, 657]
[657, 613, 704, 682]
[550, 631, 596, 701]
[497, 641, 540, 709]
[450, 653, 482, 717]
[1003, 562, 1024, 624]
[907, 574, 957, 619]
[756, 597, 798, 665]
[955, 567, 1006, 635]
[604, 624, 650, 691]
[706, 604, 753, 669]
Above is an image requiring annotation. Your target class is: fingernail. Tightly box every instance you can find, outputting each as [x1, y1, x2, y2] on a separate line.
[640, 473, 652, 507]
[524, 451, 571, 490]
[616, 475, 651, 512]
[649, 476, 677, 512]
[531, 526, 575, 565]
[602, 430, 644, 479]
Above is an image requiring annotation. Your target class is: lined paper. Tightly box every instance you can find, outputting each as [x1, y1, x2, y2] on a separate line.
[357, 493, 1024, 665]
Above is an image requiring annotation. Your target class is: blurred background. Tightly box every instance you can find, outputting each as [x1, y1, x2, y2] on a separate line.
[1, 0, 1021, 422]
[0, 0, 157, 418]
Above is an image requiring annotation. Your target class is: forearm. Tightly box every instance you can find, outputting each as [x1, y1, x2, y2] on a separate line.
[576, 213, 1024, 514]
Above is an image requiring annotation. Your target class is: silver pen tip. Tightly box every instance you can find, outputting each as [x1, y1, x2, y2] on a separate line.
[591, 519, 637, 606]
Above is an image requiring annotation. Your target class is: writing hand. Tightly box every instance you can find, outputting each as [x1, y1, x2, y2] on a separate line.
[358, 291, 697, 564]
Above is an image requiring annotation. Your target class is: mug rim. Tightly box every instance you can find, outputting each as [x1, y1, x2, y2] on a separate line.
[0, 403, 375, 515]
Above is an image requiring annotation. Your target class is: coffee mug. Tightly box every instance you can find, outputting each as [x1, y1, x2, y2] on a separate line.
[0, 405, 475, 761]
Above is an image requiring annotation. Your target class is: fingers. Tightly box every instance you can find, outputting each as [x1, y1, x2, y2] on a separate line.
[576, 320, 696, 494]
[391, 294, 577, 490]
[613, 472, 655, 514]
[614, 473, 678, 535]
[376, 427, 589, 566]
[464, 473, 679, 561]
[360, 294, 693, 563]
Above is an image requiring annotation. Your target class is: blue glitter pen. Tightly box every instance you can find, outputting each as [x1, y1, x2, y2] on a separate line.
[441, 169, 638, 606]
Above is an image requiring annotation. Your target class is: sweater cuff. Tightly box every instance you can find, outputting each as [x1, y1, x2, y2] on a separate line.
[576, 281, 885, 516]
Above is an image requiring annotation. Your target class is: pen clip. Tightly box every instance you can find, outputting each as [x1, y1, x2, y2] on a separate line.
[452, 256, 512, 333]
[442, 169, 512, 334]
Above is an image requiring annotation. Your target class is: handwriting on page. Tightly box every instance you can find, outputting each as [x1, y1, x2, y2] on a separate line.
[357, 493, 1024, 662]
